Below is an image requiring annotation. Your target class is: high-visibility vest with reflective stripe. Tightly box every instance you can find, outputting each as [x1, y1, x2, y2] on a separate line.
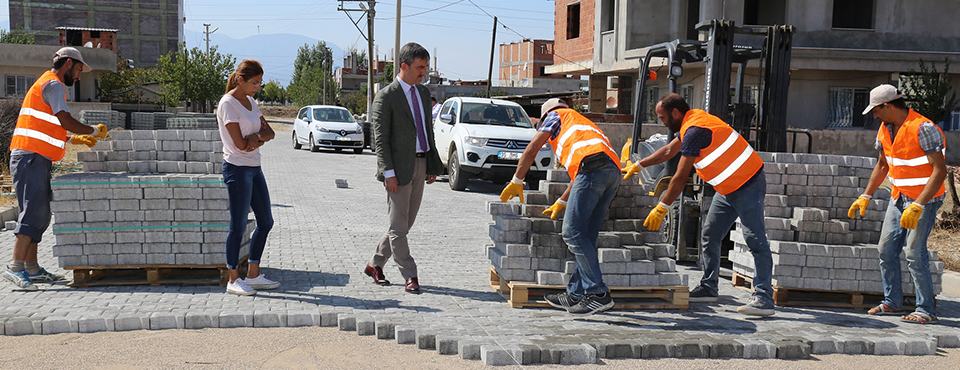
[679, 109, 763, 195]
[877, 109, 946, 200]
[10, 71, 67, 161]
[546, 108, 621, 179]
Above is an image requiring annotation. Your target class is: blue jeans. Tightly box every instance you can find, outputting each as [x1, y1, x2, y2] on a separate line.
[563, 157, 621, 298]
[699, 172, 774, 304]
[878, 197, 941, 317]
[223, 162, 274, 270]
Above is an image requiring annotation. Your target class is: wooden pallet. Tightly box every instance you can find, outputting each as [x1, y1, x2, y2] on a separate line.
[732, 271, 930, 310]
[490, 266, 689, 310]
[66, 258, 248, 288]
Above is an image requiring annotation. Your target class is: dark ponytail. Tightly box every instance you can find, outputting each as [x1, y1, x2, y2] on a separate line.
[226, 59, 264, 93]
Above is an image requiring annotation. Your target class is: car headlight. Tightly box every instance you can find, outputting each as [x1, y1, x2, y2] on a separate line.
[464, 136, 488, 147]
[540, 142, 552, 152]
[356, 124, 363, 134]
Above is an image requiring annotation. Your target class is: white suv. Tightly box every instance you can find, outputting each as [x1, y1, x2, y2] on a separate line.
[433, 97, 554, 190]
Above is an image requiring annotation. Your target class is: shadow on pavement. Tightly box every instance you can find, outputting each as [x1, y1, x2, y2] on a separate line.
[420, 285, 505, 302]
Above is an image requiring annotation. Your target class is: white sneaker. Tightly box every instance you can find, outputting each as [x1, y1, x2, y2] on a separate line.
[226, 279, 256, 296]
[243, 274, 280, 290]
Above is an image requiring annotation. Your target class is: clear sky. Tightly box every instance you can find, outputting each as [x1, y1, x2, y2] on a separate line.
[1, 0, 557, 85]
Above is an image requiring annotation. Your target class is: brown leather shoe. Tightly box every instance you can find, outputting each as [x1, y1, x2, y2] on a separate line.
[405, 277, 421, 294]
[364, 265, 390, 285]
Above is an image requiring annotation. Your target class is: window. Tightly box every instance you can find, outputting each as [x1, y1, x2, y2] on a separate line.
[833, 0, 874, 29]
[680, 85, 695, 105]
[5, 75, 35, 96]
[686, 0, 701, 40]
[645, 86, 660, 123]
[601, 0, 615, 32]
[298, 108, 309, 120]
[566, 3, 581, 40]
[65, 30, 83, 46]
[744, 0, 785, 25]
[828, 87, 872, 128]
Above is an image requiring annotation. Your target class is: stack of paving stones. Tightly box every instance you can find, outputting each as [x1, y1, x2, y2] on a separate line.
[487, 169, 689, 288]
[78, 130, 224, 175]
[153, 112, 174, 129]
[166, 116, 218, 130]
[729, 152, 944, 295]
[130, 112, 155, 130]
[79, 110, 124, 130]
[50, 129, 247, 268]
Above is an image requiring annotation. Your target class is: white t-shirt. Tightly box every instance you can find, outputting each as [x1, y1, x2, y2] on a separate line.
[216, 94, 263, 167]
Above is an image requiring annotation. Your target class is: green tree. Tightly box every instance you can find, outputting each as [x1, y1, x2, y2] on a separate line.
[256, 80, 287, 104]
[902, 58, 958, 125]
[99, 52, 158, 103]
[288, 42, 338, 107]
[0, 28, 35, 44]
[341, 88, 368, 115]
[156, 45, 235, 111]
[473, 88, 510, 98]
[376, 62, 394, 84]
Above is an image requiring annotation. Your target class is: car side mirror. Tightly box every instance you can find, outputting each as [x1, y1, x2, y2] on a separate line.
[304, 117, 312, 122]
[439, 113, 453, 124]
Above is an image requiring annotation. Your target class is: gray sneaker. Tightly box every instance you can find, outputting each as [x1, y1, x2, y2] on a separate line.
[737, 296, 775, 317]
[2, 269, 38, 291]
[544, 292, 579, 310]
[27, 268, 66, 283]
[689, 285, 718, 302]
[567, 292, 614, 316]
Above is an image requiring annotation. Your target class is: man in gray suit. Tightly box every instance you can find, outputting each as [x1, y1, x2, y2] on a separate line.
[364, 42, 444, 293]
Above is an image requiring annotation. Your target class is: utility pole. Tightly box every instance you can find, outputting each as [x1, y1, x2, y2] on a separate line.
[203, 23, 218, 54]
[487, 16, 497, 97]
[338, 0, 376, 114]
[394, 0, 401, 72]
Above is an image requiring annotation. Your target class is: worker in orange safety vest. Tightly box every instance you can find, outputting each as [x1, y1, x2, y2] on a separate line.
[625, 93, 775, 317]
[3, 47, 108, 291]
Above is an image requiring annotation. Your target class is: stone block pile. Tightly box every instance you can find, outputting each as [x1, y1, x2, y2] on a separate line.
[131, 112, 155, 130]
[78, 130, 224, 174]
[729, 152, 944, 294]
[79, 110, 124, 130]
[487, 169, 689, 288]
[50, 129, 249, 268]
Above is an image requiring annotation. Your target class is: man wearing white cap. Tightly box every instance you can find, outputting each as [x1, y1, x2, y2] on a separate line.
[849, 84, 946, 324]
[3, 47, 107, 291]
[500, 98, 622, 315]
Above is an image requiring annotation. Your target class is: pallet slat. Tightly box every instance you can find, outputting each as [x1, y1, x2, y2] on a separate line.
[731, 271, 932, 310]
[66, 258, 248, 287]
[490, 266, 689, 310]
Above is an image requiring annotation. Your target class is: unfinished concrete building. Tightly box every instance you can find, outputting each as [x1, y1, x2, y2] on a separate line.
[548, 0, 960, 129]
[498, 39, 586, 92]
[8, 0, 183, 67]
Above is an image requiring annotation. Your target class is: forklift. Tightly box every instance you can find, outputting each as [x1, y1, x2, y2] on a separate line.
[626, 19, 810, 262]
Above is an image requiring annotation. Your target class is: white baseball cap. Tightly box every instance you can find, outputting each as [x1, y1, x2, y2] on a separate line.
[862, 84, 902, 115]
[53, 47, 92, 72]
[540, 98, 569, 120]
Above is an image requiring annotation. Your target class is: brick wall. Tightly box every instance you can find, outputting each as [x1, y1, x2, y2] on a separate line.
[553, 0, 595, 67]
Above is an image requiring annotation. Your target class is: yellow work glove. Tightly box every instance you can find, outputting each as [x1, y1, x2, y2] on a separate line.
[622, 162, 643, 180]
[93, 124, 108, 139]
[500, 177, 524, 203]
[69, 135, 98, 148]
[847, 194, 871, 219]
[900, 202, 924, 230]
[643, 202, 670, 231]
[542, 199, 567, 220]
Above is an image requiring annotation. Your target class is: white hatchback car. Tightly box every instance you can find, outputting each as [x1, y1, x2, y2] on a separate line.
[433, 97, 554, 190]
[292, 105, 365, 154]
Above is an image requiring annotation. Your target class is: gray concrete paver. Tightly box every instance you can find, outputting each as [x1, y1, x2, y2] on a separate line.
[1, 138, 959, 364]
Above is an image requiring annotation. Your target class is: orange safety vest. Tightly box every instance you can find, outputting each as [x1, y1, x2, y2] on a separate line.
[679, 109, 763, 195]
[547, 108, 621, 179]
[10, 71, 68, 161]
[877, 109, 946, 200]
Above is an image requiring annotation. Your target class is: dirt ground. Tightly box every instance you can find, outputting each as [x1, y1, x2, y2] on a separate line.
[259, 105, 298, 119]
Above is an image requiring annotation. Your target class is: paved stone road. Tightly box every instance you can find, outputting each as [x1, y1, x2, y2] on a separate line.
[1, 138, 959, 365]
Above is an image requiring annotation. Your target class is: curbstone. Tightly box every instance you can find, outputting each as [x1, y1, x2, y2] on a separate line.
[375, 322, 396, 339]
[149, 313, 185, 330]
[41, 317, 77, 334]
[114, 315, 150, 331]
[185, 313, 219, 329]
[356, 317, 375, 335]
[337, 315, 356, 331]
[218, 313, 253, 328]
[395, 326, 417, 344]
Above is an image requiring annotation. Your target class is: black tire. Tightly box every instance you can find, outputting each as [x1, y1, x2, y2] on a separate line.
[292, 132, 302, 149]
[448, 149, 470, 191]
[309, 134, 320, 152]
[353, 148, 363, 154]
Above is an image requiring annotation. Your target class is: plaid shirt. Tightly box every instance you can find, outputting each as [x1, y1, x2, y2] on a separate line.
[875, 120, 945, 203]
[538, 111, 562, 139]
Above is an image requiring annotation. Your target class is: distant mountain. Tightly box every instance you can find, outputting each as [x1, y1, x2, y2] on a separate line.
[185, 30, 344, 86]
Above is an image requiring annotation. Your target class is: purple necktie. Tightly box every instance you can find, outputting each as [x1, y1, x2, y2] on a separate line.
[410, 86, 429, 151]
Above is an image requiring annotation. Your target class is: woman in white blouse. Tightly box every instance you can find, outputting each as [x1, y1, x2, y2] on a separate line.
[216, 59, 278, 296]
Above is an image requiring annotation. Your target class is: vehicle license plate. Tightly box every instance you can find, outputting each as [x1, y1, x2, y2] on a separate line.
[498, 151, 522, 160]
[336, 136, 350, 141]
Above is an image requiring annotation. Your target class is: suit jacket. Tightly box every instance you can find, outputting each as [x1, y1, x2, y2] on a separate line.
[373, 80, 444, 185]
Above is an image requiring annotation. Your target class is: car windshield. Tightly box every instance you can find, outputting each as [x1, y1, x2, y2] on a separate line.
[312, 108, 354, 123]
[459, 103, 532, 128]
